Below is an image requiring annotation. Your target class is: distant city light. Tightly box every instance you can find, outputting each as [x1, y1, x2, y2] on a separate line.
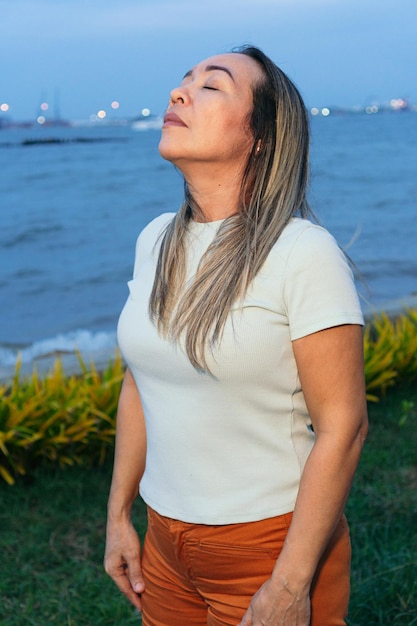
[37, 116, 46, 125]
[111, 101, 120, 110]
[97, 109, 107, 119]
[141, 108, 151, 117]
[365, 105, 379, 114]
[310, 107, 331, 117]
[390, 98, 407, 110]
[0, 103, 9, 112]
[40, 102, 49, 111]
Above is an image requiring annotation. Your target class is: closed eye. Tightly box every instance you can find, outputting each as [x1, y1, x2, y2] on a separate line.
[204, 86, 218, 91]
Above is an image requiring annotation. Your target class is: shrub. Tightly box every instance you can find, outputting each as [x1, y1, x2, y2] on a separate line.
[364, 310, 417, 401]
[0, 352, 124, 485]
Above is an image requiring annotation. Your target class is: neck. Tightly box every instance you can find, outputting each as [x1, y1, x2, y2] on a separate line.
[180, 162, 244, 222]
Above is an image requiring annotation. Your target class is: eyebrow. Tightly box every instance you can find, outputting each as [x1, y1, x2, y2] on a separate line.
[183, 64, 235, 82]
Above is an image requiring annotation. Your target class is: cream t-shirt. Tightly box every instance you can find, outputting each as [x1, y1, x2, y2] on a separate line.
[117, 213, 364, 524]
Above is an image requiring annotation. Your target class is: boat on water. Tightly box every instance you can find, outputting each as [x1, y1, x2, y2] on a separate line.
[131, 115, 163, 130]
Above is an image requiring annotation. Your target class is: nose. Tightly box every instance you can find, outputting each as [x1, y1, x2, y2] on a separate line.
[169, 84, 189, 106]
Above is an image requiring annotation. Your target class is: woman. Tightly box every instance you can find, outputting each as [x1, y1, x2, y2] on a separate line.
[104, 45, 368, 626]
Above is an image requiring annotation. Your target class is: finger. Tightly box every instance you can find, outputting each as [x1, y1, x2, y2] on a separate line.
[112, 567, 143, 612]
[125, 560, 146, 595]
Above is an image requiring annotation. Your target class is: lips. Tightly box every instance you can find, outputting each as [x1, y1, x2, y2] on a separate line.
[163, 111, 187, 127]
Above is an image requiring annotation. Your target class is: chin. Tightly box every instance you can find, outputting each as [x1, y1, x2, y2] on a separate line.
[158, 143, 189, 167]
[158, 138, 179, 163]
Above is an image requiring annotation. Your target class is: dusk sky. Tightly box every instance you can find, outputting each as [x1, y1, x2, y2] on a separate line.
[1, 0, 416, 121]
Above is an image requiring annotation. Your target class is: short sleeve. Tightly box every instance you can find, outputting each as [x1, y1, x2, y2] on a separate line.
[282, 224, 364, 340]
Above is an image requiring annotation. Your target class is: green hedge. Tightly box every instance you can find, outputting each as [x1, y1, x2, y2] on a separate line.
[0, 353, 124, 485]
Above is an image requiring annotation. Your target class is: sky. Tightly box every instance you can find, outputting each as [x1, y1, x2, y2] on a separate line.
[1, 0, 416, 121]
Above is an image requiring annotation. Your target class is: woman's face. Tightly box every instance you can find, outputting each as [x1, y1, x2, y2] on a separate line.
[158, 53, 262, 172]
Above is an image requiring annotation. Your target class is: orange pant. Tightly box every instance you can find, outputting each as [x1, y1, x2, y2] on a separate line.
[141, 507, 351, 626]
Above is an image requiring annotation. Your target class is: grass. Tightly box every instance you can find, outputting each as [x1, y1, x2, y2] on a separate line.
[1, 388, 416, 625]
[346, 386, 417, 625]
[0, 462, 146, 625]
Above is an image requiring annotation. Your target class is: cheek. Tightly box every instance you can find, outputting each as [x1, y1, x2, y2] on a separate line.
[212, 110, 252, 149]
[225, 121, 253, 154]
[227, 107, 252, 144]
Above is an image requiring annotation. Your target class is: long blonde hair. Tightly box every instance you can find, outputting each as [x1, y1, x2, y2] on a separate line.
[149, 45, 314, 372]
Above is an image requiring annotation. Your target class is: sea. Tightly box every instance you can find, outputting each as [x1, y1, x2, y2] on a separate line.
[1, 112, 416, 380]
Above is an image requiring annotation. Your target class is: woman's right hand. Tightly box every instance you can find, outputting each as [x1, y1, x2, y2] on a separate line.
[104, 517, 145, 612]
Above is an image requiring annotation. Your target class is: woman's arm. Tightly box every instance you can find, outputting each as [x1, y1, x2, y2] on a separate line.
[240, 324, 368, 625]
[104, 367, 147, 612]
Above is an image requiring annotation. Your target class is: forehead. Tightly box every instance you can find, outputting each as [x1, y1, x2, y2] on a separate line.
[190, 53, 262, 85]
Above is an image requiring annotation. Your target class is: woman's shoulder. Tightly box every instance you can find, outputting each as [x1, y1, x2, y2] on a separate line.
[282, 217, 335, 242]
[139, 212, 176, 242]
[277, 220, 363, 338]
[273, 217, 340, 262]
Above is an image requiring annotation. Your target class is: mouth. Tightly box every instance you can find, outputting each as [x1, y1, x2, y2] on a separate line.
[163, 111, 187, 127]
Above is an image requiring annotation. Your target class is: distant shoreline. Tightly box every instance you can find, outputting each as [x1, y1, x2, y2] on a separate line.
[361, 294, 417, 320]
[1, 105, 416, 132]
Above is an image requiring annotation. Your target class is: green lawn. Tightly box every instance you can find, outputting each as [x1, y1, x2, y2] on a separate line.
[346, 388, 417, 625]
[1, 388, 416, 625]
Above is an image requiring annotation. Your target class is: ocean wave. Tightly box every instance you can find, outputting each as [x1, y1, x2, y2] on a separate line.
[0, 329, 117, 367]
[2, 224, 64, 248]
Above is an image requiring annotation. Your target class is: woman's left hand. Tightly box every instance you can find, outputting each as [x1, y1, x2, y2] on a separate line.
[238, 577, 310, 626]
